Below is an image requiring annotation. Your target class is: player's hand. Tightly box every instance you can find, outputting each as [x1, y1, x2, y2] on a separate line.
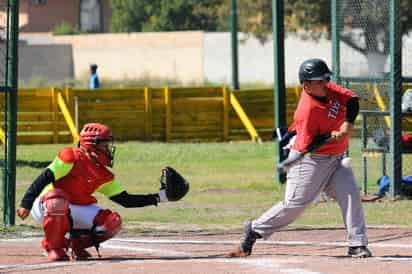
[16, 207, 30, 220]
[277, 162, 292, 174]
[331, 122, 353, 141]
[277, 151, 304, 174]
[158, 189, 169, 202]
[331, 130, 344, 140]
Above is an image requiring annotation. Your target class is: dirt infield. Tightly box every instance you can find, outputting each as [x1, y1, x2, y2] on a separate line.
[1, 227, 412, 274]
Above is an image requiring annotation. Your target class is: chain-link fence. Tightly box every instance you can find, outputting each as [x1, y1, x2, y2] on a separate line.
[334, 0, 402, 196]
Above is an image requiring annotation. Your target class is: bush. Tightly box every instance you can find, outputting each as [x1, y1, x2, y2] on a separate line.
[52, 22, 80, 35]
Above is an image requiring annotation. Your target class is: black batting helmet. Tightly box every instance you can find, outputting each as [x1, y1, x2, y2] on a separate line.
[298, 58, 332, 84]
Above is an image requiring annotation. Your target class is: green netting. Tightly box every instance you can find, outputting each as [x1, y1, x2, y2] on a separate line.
[335, 0, 394, 194]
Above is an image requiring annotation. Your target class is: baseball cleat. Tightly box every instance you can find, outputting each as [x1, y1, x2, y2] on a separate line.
[348, 246, 372, 258]
[71, 248, 93, 260]
[46, 248, 70, 262]
[227, 246, 251, 257]
[228, 220, 262, 258]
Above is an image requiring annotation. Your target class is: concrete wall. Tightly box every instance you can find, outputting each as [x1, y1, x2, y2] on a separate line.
[19, 31, 331, 86]
[21, 31, 412, 86]
[204, 33, 332, 85]
[19, 43, 73, 85]
[52, 31, 205, 83]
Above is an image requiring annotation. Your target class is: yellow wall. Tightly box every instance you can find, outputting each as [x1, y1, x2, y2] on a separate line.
[0, 86, 295, 144]
[2, 84, 409, 144]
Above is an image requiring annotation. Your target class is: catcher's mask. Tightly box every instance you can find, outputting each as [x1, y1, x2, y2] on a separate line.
[79, 123, 116, 167]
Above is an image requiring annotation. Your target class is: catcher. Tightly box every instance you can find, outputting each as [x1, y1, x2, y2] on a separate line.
[16, 122, 189, 262]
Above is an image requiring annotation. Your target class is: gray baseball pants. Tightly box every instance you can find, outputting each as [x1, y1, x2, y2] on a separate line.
[252, 151, 368, 247]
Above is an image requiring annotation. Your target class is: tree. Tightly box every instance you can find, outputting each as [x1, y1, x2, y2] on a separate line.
[111, 0, 161, 32]
[218, 0, 330, 42]
[150, 0, 224, 31]
[111, 0, 225, 32]
[235, 0, 412, 76]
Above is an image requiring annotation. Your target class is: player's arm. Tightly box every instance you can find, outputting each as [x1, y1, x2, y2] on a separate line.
[110, 191, 159, 207]
[97, 180, 159, 208]
[332, 97, 359, 140]
[19, 169, 55, 211]
[278, 133, 331, 173]
[17, 148, 75, 219]
[277, 110, 322, 172]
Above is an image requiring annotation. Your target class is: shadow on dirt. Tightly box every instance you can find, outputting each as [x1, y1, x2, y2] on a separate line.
[369, 231, 412, 244]
[0, 160, 51, 169]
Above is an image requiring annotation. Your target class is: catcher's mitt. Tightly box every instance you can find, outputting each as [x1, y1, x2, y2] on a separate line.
[159, 166, 189, 202]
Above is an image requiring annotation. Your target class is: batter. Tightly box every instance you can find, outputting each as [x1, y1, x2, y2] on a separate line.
[229, 58, 371, 258]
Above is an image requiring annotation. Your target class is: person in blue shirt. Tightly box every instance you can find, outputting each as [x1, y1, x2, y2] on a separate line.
[89, 64, 100, 90]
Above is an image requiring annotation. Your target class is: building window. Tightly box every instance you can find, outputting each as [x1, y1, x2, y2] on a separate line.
[80, 0, 101, 32]
[31, 0, 47, 5]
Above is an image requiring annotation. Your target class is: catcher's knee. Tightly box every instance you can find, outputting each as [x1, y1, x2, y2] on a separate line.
[69, 209, 121, 251]
[41, 189, 70, 216]
[93, 209, 122, 242]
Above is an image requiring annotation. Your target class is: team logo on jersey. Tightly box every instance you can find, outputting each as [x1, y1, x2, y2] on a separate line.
[328, 100, 340, 119]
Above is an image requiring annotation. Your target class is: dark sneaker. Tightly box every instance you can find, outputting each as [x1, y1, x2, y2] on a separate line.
[228, 220, 262, 257]
[348, 246, 372, 258]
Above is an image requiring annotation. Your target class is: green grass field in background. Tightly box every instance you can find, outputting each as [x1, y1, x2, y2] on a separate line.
[4, 139, 412, 235]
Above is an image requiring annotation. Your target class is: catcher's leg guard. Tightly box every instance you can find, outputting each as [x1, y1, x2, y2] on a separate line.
[70, 209, 121, 260]
[41, 189, 70, 262]
[93, 209, 122, 242]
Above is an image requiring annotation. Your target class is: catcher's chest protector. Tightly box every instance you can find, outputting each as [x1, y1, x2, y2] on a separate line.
[54, 149, 114, 205]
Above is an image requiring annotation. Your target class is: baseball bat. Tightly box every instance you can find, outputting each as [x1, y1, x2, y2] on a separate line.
[277, 133, 332, 173]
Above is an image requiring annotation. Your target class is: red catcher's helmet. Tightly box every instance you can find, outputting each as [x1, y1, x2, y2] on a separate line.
[79, 123, 115, 167]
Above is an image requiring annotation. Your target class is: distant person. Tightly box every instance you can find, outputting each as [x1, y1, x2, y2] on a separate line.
[89, 64, 100, 90]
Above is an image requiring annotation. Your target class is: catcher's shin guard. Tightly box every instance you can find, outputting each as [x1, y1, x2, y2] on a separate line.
[70, 209, 122, 259]
[228, 220, 262, 257]
[41, 189, 70, 261]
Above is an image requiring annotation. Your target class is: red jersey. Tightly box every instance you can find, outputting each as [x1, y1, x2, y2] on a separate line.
[291, 82, 358, 155]
[46, 147, 122, 205]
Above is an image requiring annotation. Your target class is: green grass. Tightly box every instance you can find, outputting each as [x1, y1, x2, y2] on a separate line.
[5, 140, 412, 235]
